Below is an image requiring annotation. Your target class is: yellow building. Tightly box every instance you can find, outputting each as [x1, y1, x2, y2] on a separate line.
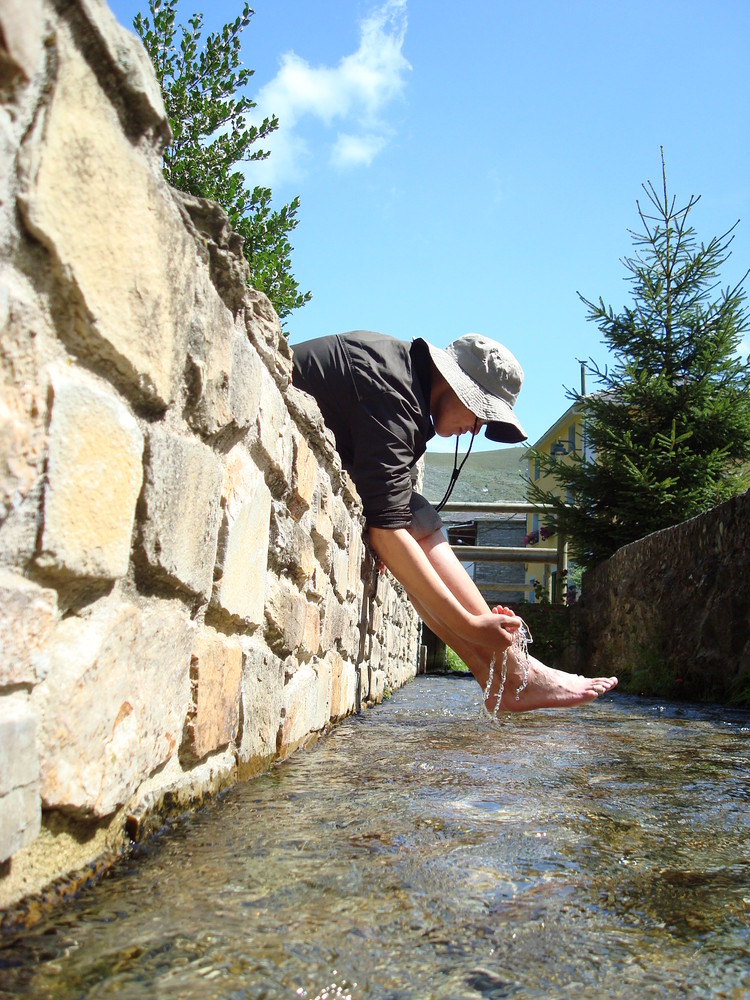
[525, 401, 590, 602]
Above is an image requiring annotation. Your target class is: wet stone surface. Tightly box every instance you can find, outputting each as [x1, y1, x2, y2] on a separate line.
[1, 677, 749, 998]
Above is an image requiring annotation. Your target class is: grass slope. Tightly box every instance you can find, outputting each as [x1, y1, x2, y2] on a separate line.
[422, 445, 528, 504]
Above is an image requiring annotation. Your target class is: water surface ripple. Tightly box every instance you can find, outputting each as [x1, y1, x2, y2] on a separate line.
[1, 678, 749, 998]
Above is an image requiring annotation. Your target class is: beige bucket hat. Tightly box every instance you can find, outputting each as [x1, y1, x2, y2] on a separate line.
[426, 333, 527, 443]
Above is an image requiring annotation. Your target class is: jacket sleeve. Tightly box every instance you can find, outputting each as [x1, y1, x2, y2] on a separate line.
[349, 392, 418, 530]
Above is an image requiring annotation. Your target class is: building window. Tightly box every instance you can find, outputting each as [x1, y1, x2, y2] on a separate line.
[447, 521, 477, 547]
[534, 458, 540, 481]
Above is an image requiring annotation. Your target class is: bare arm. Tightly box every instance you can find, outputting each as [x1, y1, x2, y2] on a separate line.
[368, 526, 520, 652]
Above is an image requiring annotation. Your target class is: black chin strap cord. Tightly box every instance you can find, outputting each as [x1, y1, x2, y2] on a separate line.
[434, 418, 478, 513]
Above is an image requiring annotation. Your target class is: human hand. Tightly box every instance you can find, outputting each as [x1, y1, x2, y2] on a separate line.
[472, 610, 522, 651]
[491, 605, 522, 633]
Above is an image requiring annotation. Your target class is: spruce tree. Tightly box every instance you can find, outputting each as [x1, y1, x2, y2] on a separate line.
[530, 152, 750, 570]
[133, 0, 311, 323]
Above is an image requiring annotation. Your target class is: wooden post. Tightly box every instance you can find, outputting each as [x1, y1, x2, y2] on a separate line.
[556, 532, 568, 603]
[422, 623, 447, 673]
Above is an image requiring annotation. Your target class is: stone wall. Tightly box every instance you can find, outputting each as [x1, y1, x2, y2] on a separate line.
[0, 0, 420, 913]
[574, 490, 750, 705]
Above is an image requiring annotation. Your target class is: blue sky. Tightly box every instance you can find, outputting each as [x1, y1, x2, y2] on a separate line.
[108, 0, 750, 451]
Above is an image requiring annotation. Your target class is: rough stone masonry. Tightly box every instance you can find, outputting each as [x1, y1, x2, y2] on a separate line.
[0, 0, 421, 912]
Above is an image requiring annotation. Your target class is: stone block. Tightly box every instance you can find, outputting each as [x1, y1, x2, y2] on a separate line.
[273, 326, 294, 383]
[314, 658, 332, 730]
[0, 692, 38, 794]
[286, 386, 341, 473]
[343, 601, 361, 659]
[0, 569, 57, 686]
[305, 558, 329, 603]
[300, 602, 321, 660]
[140, 428, 223, 599]
[360, 659, 370, 702]
[321, 586, 346, 651]
[264, 574, 306, 656]
[184, 270, 237, 436]
[214, 452, 270, 625]
[243, 288, 284, 370]
[0, 271, 50, 529]
[270, 503, 316, 584]
[0, 693, 40, 861]
[239, 643, 284, 768]
[368, 667, 385, 704]
[341, 659, 358, 717]
[375, 571, 389, 606]
[340, 471, 361, 510]
[326, 649, 343, 719]
[0, 0, 43, 83]
[386, 622, 397, 655]
[354, 577, 366, 616]
[33, 596, 193, 817]
[348, 524, 364, 595]
[73, 0, 170, 143]
[255, 367, 289, 485]
[17, 22, 194, 408]
[0, 120, 12, 254]
[278, 662, 323, 756]
[0, 785, 40, 863]
[290, 432, 317, 518]
[332, 497, 349, 547]
[311, 504, 334, 565]
[329, 651, 357, 720]
[229, 332, 263, 431]
[371, 602, 383, 639]
[37, 366, 143, 580]
[310, 475, 335, 562]
[292, 523, 317, 582]
[183, 629, 242, 762]
[331, 545, 350, 602]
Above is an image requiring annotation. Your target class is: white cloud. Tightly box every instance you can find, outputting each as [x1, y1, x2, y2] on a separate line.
[331, 132, 388, 168]
[248, 0, 410, 188]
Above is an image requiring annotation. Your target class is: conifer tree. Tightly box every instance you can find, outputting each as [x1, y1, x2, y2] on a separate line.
[133, 0, 311, 323]
[530, 152, 750, 570]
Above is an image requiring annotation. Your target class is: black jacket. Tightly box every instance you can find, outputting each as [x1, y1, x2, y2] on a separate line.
[291, 332, 435, 529]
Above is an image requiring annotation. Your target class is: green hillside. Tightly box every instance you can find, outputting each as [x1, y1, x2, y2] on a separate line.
[422, 445, 528, 504]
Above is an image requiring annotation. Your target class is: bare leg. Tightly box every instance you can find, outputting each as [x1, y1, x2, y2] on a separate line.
[414, 530, 617, 712]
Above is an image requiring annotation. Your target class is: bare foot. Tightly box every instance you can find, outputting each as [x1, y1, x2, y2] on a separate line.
[485, 653, 617, 714]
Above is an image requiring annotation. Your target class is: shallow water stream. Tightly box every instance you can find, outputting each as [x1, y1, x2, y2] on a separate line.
[1, 677, 749, 999]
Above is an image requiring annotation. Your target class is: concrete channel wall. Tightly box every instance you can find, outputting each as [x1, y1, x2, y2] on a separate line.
[0, 0, 420, 913]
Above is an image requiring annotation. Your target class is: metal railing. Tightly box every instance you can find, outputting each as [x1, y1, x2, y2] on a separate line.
[431, 500, 568, 603]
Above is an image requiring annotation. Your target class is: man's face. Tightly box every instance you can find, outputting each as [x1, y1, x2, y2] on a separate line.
[432, 386, 483, 438]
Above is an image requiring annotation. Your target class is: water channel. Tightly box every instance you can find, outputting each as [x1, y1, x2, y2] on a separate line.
[1, 677, 749, 998]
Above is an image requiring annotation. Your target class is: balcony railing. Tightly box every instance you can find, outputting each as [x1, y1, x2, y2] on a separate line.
[433, 500, 568, 604]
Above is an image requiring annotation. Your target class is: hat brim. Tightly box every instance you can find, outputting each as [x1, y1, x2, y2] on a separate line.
[485, 421, 528, 443]
[427, 343, 528, 443]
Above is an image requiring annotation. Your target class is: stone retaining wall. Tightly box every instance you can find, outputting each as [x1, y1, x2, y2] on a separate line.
[575, 490, 750, 705]
[0, 0, 420, 913]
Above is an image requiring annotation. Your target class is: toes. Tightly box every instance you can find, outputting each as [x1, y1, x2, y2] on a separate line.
[589, 677, 618, 693]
